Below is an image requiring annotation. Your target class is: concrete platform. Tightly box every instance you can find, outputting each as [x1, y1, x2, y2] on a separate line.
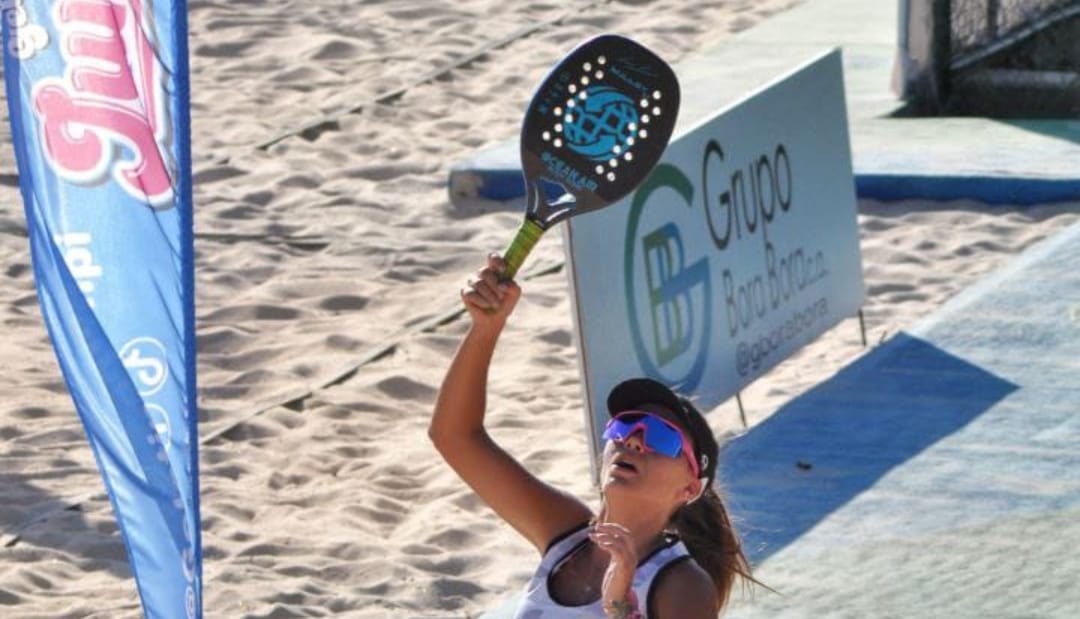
[451, 0, 1080, 207]
[720, 218, 1080, 616]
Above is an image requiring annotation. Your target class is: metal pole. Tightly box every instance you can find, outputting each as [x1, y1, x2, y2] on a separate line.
[987, 0, 999, 39]
[933, 0, 953, 111]
[858, 309, 868, 348]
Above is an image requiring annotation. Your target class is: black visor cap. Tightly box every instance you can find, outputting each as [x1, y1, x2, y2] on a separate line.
[605, 378, 718, 483]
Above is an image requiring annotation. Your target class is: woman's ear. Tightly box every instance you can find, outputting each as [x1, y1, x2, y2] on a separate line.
[684, 476, 704, 504]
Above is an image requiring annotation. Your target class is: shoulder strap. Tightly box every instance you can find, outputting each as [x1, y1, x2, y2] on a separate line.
[637, 541, 692, 619]
[538, 522, 590, 571]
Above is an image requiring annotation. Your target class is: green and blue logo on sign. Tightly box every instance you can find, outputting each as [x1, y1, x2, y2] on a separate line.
[624, 164, 711, 391]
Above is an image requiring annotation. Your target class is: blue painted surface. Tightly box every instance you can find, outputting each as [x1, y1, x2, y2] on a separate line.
[721, 332, 1020, 564]
[721, 219, 1080, 615]
[856, 174, 1080, 205]
[471, 169, 527, 202]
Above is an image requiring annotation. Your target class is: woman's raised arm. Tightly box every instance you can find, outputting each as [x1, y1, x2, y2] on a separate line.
[428, 254, 592, 553]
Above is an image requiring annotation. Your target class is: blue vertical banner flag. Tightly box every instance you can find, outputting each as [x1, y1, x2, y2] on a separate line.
[2, 1, 201, 617]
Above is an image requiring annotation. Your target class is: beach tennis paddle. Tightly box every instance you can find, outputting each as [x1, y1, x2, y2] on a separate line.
[501, 34, 680, 279]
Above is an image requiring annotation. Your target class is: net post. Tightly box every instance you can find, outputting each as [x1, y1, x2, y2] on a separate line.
[858, 308, 868, 348]
[736, 392, 747, 429]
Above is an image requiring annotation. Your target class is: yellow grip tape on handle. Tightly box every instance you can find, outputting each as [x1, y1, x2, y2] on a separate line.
[501, 218, 545, 280]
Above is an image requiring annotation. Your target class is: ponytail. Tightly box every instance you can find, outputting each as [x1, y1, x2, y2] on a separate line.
[670, 485, 762, 611]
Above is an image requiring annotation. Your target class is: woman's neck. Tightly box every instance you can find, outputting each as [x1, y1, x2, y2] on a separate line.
[597, 500, 671, 560]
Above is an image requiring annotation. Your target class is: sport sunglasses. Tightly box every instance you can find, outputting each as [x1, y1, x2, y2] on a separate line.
[602, 411, 699, 478]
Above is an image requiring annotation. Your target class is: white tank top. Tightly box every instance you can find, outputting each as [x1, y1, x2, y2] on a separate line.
[513, 523, 691, 619]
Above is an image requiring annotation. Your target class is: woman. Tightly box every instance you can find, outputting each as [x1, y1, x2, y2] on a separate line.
[429, 254, 756, 618]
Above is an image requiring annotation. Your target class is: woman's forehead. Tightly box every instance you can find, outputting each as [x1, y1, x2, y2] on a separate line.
[625, 402, 683, 427]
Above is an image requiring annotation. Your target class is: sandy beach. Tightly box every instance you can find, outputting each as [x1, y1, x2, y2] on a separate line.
[1, 0, 1078, 617]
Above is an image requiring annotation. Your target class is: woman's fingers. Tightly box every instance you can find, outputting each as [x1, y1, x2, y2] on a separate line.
[593, 522, 631, 534]
[470, 275, 501, 308]
[591, 532, 632, 553]
[460, 284, 491, 310]
[487, 252, 508, 276]
[591, 522, 633, 541]
[462, 265, 502, 307]
[589, 523, 637, 564]
[477, 267, 504, 300]
[462, 264, 520, 311]
[592, 523, 638, 606]
[460, 254, 522, 322]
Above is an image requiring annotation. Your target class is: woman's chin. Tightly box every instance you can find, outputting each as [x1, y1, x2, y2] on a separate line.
[602, 465, 639, 489]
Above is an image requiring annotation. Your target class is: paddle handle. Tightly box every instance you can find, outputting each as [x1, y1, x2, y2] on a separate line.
[501, 218, 545, 281]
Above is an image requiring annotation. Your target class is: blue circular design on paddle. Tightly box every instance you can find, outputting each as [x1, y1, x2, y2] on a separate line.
[562, 86, 638, 161]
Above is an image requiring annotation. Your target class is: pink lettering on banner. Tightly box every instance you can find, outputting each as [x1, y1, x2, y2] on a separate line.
[32, 0, 175, 207]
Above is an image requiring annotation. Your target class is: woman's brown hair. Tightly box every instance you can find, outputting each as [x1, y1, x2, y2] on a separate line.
[670, 483, 757, 611]
[669, 394, 764, 611]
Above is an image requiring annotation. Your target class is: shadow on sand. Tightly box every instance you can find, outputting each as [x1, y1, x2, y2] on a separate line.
[720, 332, 1018, 564]
[0, 472, 132, 579]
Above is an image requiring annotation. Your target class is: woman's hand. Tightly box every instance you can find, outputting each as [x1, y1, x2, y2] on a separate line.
[591, 522, 640, 617]
[460, 253, 521, 332]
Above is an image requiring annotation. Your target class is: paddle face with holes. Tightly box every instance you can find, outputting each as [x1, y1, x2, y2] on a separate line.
[522, 35, 679, 224]
[502, 34, 680, 278]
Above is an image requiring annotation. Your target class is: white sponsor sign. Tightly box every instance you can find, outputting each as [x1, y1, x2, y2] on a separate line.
[564, 49, 864, 477]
